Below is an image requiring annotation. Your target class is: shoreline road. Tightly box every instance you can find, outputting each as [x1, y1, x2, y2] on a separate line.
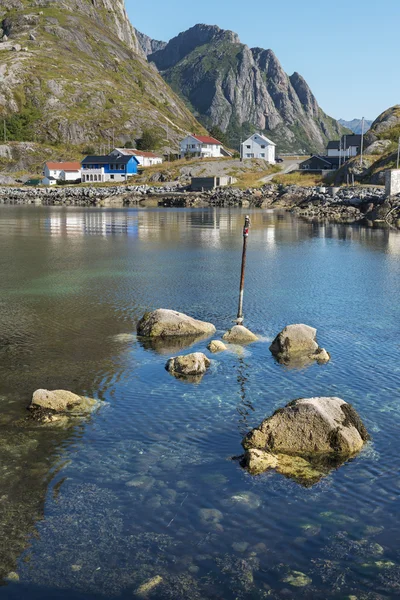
[261, 158, 303, 183]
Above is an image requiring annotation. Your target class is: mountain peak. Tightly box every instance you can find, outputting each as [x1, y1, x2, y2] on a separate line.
[149, 24, 240, 71]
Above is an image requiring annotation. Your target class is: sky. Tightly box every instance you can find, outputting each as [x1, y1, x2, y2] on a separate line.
[127, 0, 400, 121]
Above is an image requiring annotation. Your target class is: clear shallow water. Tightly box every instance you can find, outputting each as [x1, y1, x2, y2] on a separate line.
[0, 206, 399, 599]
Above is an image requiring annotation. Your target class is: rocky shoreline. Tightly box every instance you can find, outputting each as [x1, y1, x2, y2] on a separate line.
[0, 183, 399, 226]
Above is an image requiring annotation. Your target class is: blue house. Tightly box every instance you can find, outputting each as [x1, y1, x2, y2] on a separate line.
[81, 155, 139, 183]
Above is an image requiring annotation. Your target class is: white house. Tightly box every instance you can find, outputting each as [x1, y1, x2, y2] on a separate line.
[326, 135, 362, 158]
[180, 135, 223, 159]
[42, 161, 81, 185]
[241, 134, 276, 163]
[109, 148, 163, 167]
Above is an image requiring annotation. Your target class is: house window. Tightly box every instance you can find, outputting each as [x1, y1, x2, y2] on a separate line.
[261, 145, 265, 149]
[120, 165, 124, 170]
[246, 145, 251, 149]
[110, 175, 114, 180]
[260, 153, 265, 157]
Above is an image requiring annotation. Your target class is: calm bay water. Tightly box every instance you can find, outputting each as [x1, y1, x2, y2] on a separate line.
[0, 205, 400, 599]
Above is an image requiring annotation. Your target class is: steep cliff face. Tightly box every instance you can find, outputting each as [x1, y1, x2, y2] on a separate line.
[0, 0, 203, 147]
[150, 24, 345, 152]
[135, 29, 166, 57]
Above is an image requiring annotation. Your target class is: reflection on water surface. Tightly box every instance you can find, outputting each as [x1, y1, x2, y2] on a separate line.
[0, 206, 399, 599]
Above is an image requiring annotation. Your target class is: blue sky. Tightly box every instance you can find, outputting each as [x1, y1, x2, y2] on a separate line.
[127, 0, 399, 121]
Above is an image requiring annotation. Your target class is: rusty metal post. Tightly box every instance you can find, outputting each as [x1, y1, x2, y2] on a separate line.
[236, 215, 250, 325]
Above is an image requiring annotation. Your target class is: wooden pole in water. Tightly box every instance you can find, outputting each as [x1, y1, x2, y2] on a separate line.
[236, 215, 250, 325]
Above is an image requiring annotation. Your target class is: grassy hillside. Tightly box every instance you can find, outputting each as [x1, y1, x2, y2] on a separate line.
[0, 1, 205, 151]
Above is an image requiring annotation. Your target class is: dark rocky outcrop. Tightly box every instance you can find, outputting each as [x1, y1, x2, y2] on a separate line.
[149, 24, 346, 152]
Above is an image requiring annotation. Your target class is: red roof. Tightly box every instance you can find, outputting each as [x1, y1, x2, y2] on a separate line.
[192, 135, 222, 145]
[46, 161, 81, 171]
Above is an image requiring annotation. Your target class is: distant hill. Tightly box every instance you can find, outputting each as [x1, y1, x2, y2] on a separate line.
[148, 24, 347, 153]
[338, 118, 372, 134]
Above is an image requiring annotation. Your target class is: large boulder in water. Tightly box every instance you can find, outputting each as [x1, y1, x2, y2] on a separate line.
[243, 397, 368, 455]
[269, 324, 330, 366]
[166, 352, 211, 378]
[137, 309, 216, 338]
[242, 397, 369, 484]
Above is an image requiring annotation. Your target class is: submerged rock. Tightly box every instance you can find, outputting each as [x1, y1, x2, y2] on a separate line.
[165, 352, 211, 378]
[223, 325, 258, 344]
[135, 575, 163, 597]
[269, 323, 330, 366]
[282, 570, 312, 587]
[137, 309, 215, 338]
[207, 340, 227, 353]
[242, 397, 369, 485]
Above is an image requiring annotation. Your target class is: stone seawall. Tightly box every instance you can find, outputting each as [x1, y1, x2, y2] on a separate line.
[0, 184, 398, 226]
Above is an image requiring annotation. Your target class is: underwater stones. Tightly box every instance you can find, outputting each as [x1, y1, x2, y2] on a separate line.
[242, 397, 369, 484]
[135, 575, 163, 597]
[232, 541, 249, 553]
[199, 508, 223, 527]
[225, 491, 262, 510]
[166, 352, 210, 378]
[282, 570, 312, 587]
[222, 325, 258, 344]
[242, 448, 278, 475]
[137, 309, 216, 338]
[207, 340, 227, 353]
[269, 323, 330, 366]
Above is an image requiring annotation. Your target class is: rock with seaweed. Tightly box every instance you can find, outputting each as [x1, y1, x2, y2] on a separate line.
[27, 389, 99, 425]
[241, 397, 369, 485]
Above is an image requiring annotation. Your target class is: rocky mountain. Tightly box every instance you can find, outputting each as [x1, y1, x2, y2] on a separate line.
[135, 29, 166, 57]
[149, 24, 347, 153]
[338, 118, 372, 134]
[0, 0, 203, 149]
